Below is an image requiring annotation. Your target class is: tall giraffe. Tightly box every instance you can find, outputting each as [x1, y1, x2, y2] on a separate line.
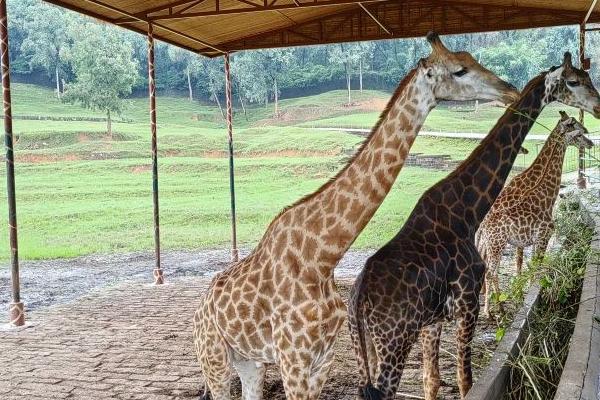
[476, 111, 593, 316]
[348, 52, 600, 400]
[193, 33, 519, 400]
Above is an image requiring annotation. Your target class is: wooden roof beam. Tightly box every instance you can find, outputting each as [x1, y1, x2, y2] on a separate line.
[215, 0, 600, 55]
[66, 0, 225, 54]
[358, 3, 392, 35]
[584, 0, 599, 24]
[120, 0, 387, 21]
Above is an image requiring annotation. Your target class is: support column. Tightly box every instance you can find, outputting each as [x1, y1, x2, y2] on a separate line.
[0, 0, 24, 326]
[578, 23, 587, 189]
[148, 23, 163, 284]
[224, 53, 238, 262]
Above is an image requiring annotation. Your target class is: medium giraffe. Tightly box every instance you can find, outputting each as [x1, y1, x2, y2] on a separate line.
[193, 33, 519, 400]
[476, 111, 593, 316]
[348, 52, 600, 400]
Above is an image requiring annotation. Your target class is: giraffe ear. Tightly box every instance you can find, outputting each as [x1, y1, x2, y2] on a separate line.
[562, 52, 573, 69]
[426, 32, 449, 54]
[559, 110, 569, 121]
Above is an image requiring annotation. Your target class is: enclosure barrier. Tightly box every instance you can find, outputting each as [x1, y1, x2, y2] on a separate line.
[147, 22, 164, 285]
[0, 0, 24, 326]
[553, 195, 600, 400]
[464, 285, 541, 400]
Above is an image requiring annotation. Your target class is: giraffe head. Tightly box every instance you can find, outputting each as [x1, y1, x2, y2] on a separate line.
[544, 53, 600, 118]
[419, 32, 520, 104]
[558, 111, 595, 149]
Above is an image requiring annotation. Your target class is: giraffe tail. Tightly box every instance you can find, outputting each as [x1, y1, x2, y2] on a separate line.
[353, 275, 384, 400]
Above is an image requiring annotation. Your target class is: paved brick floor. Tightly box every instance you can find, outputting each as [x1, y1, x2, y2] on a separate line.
[0, 277, 208, 400]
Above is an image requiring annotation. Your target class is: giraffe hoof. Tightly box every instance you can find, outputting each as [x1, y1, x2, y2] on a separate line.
[362, 383, 384, 400]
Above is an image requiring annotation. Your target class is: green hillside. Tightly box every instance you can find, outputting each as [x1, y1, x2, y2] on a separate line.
[0, 83, 591, 260]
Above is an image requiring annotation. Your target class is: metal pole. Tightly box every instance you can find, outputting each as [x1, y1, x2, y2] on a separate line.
[148, 23, 164, 284]
[224, 53, 239, 262]
[578, 23, 587, 189]
[0, 0, 24, 326]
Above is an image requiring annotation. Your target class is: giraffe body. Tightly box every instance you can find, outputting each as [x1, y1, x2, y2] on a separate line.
[193, 33, 520, 400]
[348, 53, 600, 400]
[476, 112, 594, 316]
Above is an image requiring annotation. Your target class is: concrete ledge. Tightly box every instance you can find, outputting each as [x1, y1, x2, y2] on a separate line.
[465, 284, 541, 400]
[553, 202, 600, 400]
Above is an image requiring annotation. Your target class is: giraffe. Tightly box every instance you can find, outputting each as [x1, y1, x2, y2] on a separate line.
[348, 52, 600, 400]
[476, 111, 594, 316]
[192, 32, 519, 400]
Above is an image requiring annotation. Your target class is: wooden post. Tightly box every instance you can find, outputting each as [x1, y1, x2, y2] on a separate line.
[0, 0, 24, 326]
[578, 23, 587, 189]
[148, 23, 164, 284]
[224, 53, 239, 262]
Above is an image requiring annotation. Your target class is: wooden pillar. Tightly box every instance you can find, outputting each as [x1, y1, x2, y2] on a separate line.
[578, 23, 587, 189]
[0, 0, 24, 326]
[148, 23, 164, 284]
[224, 53, 238, 262]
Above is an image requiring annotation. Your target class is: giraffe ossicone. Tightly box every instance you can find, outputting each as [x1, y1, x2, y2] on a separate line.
[476, 111, 594, 317]
[192, 32, 519, 400]
[348, 52, 600, 400]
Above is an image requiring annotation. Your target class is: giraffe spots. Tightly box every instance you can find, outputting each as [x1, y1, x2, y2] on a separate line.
[237, 302, 252, 320]
[346, 199, 364, 222]
[284, 250, 301, 277]
[291, 229, 304, 250]
[302, 237, 317, 261]
[306, 212, 323, 235]
[336, 194, 350, 214]
[293, 282, 308, 303]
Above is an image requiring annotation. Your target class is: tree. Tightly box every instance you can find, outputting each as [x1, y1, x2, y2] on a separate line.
[193, 56, 226, 119]
[233, 49, 293, 117]
[62, 22, 138, 135]
[356, 42, 375, 92]
[20, 2, 71, 97]
[328, 43, 361, 104]
[168, 46, 197, 101]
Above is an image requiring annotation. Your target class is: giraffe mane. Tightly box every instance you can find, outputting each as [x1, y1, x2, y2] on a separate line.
[259, 67, 419, 234]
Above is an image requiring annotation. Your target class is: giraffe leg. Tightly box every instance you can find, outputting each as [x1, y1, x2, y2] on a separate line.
[349, 309, 378, 397]
[277, 350, 312, 400]
[516, 247, 524, 275]
[193, 304, 233, 400]
[483, 250, 501, 318]
[373, 325, 417, 400]
[232, 358, 266, 400]
[421, 323, 442, 400]
[456, 313, 477, 398]
[533, 223, 553, 264]
[308, 343, 336, 399]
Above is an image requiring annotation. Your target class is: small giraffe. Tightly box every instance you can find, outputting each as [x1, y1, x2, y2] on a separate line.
[348, 52, 600, 400]
[476, 111, 593, 316]
[193, 33, 519, 400]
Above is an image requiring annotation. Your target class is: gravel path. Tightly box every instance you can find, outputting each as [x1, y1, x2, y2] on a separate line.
[0, 249, 375, 313]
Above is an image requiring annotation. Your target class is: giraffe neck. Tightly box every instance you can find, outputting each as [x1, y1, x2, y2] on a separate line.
[515, 129, 568, 208]
[411, 74, 549, 236]
[257, 68, 437, 273]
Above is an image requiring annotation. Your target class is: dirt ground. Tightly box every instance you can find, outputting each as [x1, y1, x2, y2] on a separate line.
[0, 249, 503, 399]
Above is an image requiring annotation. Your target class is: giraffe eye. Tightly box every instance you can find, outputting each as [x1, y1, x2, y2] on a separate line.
[453, 68, 468, 77]
[567, 80, 580, 87]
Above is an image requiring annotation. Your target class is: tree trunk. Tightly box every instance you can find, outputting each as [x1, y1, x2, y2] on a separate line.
[213, 92, 225, 121]
[345, 64, 351, 105]
[107, 109, 112, 137]
[186, 67, 193, 102]
[61, 78, 66, 94]
[237, 90, 248, 121]
[55, 67, 60, 99]
[359, 59, 363, 93]
[274, 78, 279, 118]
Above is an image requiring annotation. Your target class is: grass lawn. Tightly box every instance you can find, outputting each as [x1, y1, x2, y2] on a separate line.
[0, 83, 591, 260]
